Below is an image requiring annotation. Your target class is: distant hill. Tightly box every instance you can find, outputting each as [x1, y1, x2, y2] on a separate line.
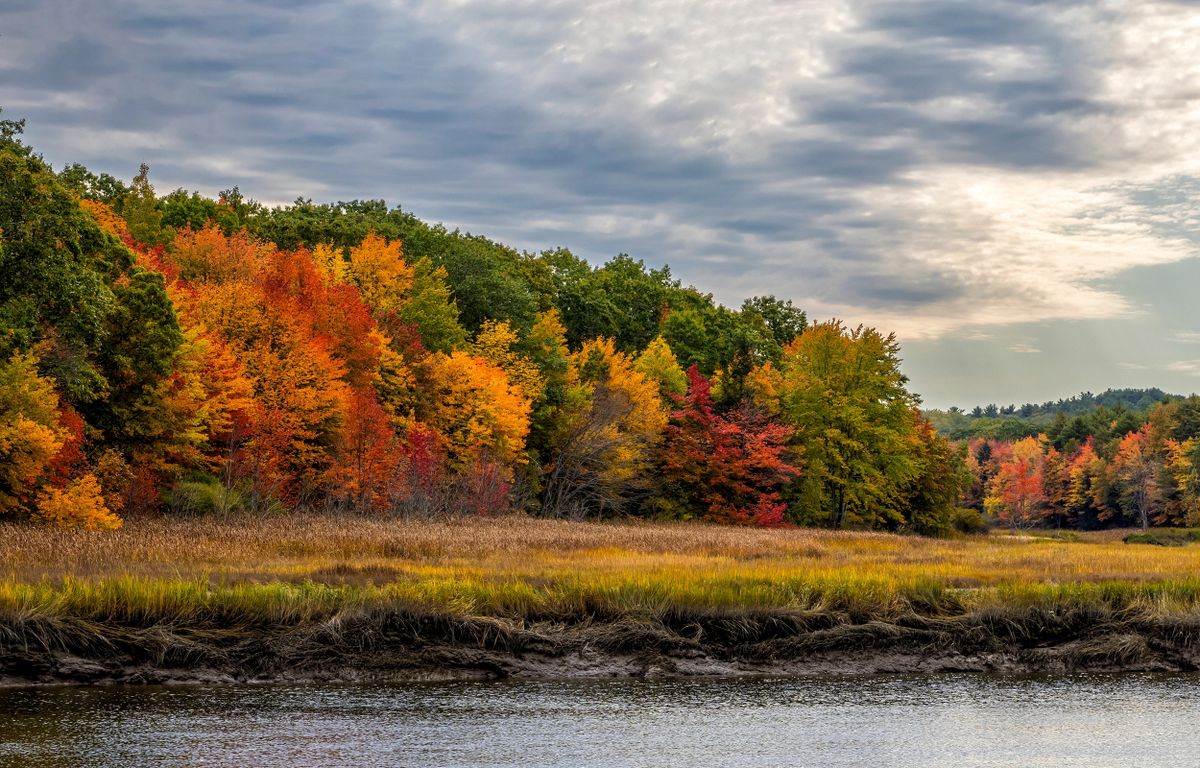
[925, 388, 1182, 442]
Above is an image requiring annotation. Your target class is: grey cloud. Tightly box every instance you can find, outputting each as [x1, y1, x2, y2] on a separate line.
[869, 1, 1041, 45]
[4, 0, 1190, 345]
[23, 36, 126, 90]
[849, 274, 969, 307]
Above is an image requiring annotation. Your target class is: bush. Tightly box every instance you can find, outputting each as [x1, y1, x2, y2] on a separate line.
[167, 474, 246, 516]
[950, 507, 988, 535]
[1124, 529, 1200, 547]
[32, 473, 122, 530]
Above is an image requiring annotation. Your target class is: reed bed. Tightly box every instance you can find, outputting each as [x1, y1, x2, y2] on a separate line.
[5, 516, 1200, 624]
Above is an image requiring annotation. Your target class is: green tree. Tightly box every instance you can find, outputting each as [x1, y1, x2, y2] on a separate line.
[57, 162, 129, 207]
[122, 163, 171, 247]
[776, 322, 921, 528]
[741, 296, 808, 349]
[395, 257, 467, 353]
[634, 337, 687, 402]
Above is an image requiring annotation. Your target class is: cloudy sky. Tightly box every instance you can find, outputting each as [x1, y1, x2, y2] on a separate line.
[5, 0, 1200, 408]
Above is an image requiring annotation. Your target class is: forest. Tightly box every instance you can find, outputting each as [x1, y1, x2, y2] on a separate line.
[0, 117, 966, 535]
[4, 115, 1198, 536]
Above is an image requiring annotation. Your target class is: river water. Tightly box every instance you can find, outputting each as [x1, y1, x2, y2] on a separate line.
[2, 674, 1197, 767]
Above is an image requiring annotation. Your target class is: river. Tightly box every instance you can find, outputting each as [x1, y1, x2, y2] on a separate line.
[2, 674, 1196, 767]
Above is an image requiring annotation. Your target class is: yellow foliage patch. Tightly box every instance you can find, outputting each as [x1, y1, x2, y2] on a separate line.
[32, 474, 123, 531]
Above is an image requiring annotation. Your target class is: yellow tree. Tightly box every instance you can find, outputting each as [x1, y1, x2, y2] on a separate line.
[634, 336, 687, 402]
[472, 319, 545, 401]
[310, 242, 349, 286]
[0, 351, 66, 514]
[32, 473, 122, 530]
[348, 232, 414, 317]
[1167, 438, 1200, 526]
[744, 360, 784, 416]
[541, 338, 668, 517]
[418, 350, 531, 472]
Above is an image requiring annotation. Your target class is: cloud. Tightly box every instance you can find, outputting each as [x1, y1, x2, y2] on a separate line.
[5, 0, 1200, 343]
[1168, 361, 1200, 377]
[1171, 331, 1200, 344]
[1009, 343, 1042, 354]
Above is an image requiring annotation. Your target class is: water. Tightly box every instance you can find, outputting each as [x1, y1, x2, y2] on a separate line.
[2, 674, 1197, 767]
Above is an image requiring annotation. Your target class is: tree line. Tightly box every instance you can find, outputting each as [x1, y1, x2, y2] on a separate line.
[1, 116, 966, 533]
[963, 397, 1200, 530]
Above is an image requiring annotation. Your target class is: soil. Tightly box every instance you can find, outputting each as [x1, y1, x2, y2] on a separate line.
[4, 612, 1197, 687]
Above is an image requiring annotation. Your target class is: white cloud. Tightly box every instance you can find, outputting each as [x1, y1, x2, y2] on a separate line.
[1168, 360, 1200, 376]
[1009, 343, 1042, 354]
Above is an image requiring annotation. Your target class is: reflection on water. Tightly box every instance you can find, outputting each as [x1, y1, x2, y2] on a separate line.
[1, 674, 1197, 767]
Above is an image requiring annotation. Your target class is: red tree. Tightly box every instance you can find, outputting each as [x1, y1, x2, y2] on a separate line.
[659, 366, 800, 526]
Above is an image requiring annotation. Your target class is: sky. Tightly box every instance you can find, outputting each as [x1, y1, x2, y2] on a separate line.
[4, 0, 1200, 409]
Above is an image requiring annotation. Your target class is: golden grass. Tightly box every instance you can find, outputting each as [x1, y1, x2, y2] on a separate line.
[5, 516, 1200, 625]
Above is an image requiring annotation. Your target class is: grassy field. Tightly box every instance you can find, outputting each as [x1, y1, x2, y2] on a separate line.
[5, 516, 1200, 626]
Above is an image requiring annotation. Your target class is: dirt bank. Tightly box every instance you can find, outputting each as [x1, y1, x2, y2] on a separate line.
[5, 607, 1199, 686]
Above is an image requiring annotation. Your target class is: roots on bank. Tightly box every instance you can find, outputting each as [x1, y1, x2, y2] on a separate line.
[5, 517, 1200, 684]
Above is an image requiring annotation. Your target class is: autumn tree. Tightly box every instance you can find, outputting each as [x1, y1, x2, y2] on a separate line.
[32, 473, 122, 530]
[1166, 437, 1200, 526]
[348, 232, 414, 317]
[1040, 446, 1071, 528]
[417, 350, 531, 473]
[1111, 425, 1163, 530]
[655, 366, 798, 526]
[328, 389, 405, 514]
[984, 436, 1046, 529]
[1065, 438, 1110, 527]
[634, 337, 687, 402]
[775, 322, 921, 528]
[0, 351, 65, 514]
[472, 320, 544, 401]
[541, 338, 668, 517]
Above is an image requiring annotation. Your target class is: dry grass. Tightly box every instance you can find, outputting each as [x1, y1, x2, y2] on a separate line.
[5, 516, 1200, 625]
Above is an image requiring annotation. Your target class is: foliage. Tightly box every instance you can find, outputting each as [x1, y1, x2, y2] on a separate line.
[984, 436, 1046, 529]
[633, 336, 688, 402]
[0, 352, 66, 514]
[417, 350, 531, 471]
[31, 473, 122, 530]
[774, 322, 922, 528]
[2, 121, 1106, 534]
[541, 338, 667, 517]
[472, 319, 544, 401]
[655, 366, 799, 526]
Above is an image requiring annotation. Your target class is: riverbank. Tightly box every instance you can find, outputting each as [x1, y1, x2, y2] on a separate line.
[5, 516, 1200, 685]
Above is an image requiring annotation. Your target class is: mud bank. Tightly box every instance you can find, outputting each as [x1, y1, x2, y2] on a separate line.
[5, 607, 1200, 686]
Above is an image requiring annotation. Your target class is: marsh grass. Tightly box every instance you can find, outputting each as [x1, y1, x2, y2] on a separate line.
[6, 516, 1200, 629]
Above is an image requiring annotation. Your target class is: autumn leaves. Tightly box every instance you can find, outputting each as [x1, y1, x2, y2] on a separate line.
[0, 123, 969, 532]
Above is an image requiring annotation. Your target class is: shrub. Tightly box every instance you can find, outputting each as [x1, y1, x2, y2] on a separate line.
[950, 507, 988, 535]
[32, 473, 122, 530]
[1124, 529, 1200, 547]
[167, 474, 245, 516]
